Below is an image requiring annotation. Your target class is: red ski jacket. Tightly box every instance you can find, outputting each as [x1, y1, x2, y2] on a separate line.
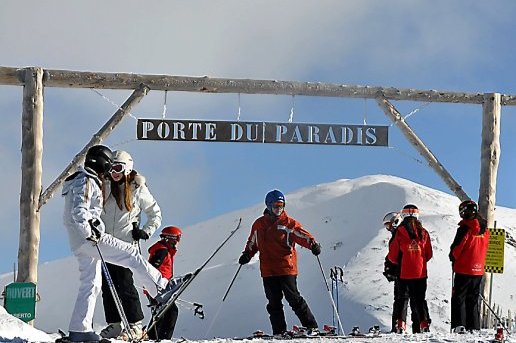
[387, 220, 433, 280]
[243, 210, 315, 278]
[148, 240, 177, 279]
[449, 218, 489, 275]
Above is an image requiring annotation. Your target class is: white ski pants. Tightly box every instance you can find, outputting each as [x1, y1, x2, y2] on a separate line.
[69, 234, 168, 332]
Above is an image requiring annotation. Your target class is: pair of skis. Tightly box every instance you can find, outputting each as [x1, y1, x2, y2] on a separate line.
[235, 325, 383, 340]
[140, 218, 243, 342]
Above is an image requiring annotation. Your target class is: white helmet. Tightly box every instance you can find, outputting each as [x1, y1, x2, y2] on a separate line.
[401, 204, 419, 220]
[112, 150, 134, 176]
[382, 211, 402, 230]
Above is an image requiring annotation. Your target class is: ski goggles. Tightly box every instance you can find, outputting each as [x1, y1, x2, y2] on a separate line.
[110, 163, 126, 174]
[161, 233, 181, 242]
[272, 201, 285, 209]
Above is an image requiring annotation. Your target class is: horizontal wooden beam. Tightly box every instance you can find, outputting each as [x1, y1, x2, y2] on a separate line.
[2, 66, 516, 105]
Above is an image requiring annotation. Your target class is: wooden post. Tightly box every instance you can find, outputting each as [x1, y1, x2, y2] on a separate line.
[18, 67, 44, 284]
[38, 83, 150, 208]
[479, 93, 501, 327]
[376, 95, 469, 201]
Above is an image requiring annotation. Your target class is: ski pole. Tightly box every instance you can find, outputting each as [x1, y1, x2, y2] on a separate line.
[95, 242, 134, 341]
[316, 256, 344, 335]
[450, 270, 454, 333]
[141, 218, 243, 342]
[222, 264, 243, 302]
[330, 268, 336, 329]
[335, 266, 343, 334]
[480, 294, 511, 336]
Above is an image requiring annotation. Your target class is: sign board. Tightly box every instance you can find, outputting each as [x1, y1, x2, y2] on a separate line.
[137, 119, 388, 146]
[484, 228, 505, 273]
[3, 282, 37, 322]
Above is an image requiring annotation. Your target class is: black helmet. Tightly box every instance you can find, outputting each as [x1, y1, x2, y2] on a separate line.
[459, 200, 478, 219]
[85, 145, 113, 175]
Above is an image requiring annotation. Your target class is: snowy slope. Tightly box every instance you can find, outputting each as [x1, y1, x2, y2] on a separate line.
[1, 175, 516, 342]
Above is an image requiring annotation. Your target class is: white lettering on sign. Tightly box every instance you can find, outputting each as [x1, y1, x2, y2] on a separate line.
[137, 119, 388, 146]
[141, 121, 154, 139]
[206, 123, 217, 140]
[14, 313, 31, 319]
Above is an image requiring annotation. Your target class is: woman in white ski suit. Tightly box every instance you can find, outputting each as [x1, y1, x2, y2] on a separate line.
[99, 150, 162, 338]
[102, 151, 161, 243]
[62, 146, 169, 339]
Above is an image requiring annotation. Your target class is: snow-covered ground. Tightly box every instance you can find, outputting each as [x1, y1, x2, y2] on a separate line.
[1, 175, 516, 343]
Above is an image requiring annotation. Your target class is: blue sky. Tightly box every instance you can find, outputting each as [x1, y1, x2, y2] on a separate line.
[1, 0, 516, 274]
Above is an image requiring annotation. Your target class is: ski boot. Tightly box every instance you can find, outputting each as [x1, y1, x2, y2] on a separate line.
[395, 320, 406, 334]
[323, 324, 337, 336]
[452, 326, 466, 334]
[348, 326, 361, 336]
[292, 325, 307, 337]
[306, 328, 320, 337]
[494, 326, 504, 342]
[368, 325, 381, 336]
[100, 323, 122, 339]
[419, 320, 430, 333]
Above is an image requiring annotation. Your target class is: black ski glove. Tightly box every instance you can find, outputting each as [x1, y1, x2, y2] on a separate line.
[238, 252, 251, 265]
[87, 219, 102, 243]
[383, 259, 399, 282]
[132, 228, 149, 241]
[311, 242, 322, 256]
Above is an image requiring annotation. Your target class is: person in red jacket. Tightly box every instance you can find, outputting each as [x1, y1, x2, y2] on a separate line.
[386, 204, 433, 333]
[238, 190, 322, 337]
[382, 211, 410, 332]
[147, 226, 182, 340]
[449, 200, 489, 332]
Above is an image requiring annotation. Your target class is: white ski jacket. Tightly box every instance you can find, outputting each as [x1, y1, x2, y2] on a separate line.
[62, 167, 106, 252]
[101, 172, 162, 244]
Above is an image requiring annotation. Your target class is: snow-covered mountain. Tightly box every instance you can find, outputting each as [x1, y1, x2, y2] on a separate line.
[2, 174, 516, 342]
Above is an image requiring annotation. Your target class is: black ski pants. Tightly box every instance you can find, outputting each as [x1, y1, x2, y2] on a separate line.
[101, 262, 144, 324]
[392, 279, 409, 332]
[147, 302, 179, 340]
[263, 275, 318, 334]
[393, 278, 429, 329]
[451, 273, 483, 331]
[392, 280, 428, 333]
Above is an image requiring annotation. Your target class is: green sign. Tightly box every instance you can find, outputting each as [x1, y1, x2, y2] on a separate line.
[4, 282, 37, 322]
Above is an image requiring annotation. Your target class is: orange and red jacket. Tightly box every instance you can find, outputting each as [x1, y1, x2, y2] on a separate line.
[387, 220, 433, 279]
[243, 210, 315, 278]
[148, 240, 177, 279]
[449, 218, 489, 275]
